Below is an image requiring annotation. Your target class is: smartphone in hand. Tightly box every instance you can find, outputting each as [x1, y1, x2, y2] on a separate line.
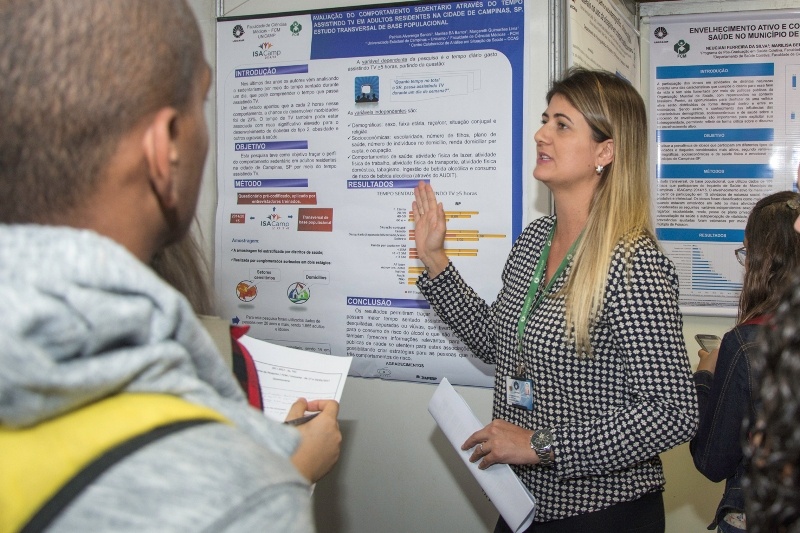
[695, 334, 721, 352]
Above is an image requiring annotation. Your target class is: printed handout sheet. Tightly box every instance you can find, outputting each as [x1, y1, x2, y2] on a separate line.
[239, 334, 352, 421]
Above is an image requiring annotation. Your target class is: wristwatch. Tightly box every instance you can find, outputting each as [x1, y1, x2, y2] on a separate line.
[530, 428, 554, 467]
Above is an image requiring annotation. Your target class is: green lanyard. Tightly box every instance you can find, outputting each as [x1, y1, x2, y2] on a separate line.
[515, 223, 581, 375]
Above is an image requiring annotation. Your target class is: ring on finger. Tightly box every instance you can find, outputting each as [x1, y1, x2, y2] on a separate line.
[479, 442, 485, 453]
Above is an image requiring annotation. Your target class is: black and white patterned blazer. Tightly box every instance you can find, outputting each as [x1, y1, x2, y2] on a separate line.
[417, 215, 698, 522]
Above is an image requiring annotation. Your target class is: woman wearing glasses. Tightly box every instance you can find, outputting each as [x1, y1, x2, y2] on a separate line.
[691, 191, 800, 533]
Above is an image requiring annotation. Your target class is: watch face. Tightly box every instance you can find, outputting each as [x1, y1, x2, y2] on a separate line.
[532, 429, 552, 448]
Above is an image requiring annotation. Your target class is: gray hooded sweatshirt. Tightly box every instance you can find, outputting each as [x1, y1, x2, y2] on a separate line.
[0, 226, 315, 532]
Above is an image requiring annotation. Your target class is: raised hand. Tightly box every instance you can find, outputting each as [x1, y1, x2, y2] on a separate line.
[412, 181, 450, 278]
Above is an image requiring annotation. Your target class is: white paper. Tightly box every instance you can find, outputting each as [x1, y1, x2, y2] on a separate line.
[428, 378, 536, 532]
[239, 335, 352, 421]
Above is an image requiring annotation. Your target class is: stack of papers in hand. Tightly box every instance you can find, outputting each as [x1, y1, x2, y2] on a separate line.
[238, 335, 352, 422]
[428, 378, 536, 532]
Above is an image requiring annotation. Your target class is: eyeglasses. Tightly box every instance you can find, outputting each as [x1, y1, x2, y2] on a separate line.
[735, 247, 746, 266]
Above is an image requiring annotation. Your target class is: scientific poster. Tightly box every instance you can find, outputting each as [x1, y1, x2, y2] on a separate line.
[567, 0, 640, 87]
[650, 9, 800, 316]
[215, 1, 527, 386]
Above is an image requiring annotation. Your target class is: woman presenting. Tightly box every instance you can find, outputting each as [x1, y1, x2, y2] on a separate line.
[413, 68, 697, 532]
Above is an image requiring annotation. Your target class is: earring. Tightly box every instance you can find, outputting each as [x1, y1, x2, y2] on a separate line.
[595, 165, 604, 175]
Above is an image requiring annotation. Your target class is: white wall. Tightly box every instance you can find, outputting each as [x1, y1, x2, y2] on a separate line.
[188, 0, 800, 530]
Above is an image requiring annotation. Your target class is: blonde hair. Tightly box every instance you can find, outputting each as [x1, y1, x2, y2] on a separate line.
[549, 68, 653, 354]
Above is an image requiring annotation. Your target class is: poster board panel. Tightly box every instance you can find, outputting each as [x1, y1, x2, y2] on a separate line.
[216, 1, 530, 386]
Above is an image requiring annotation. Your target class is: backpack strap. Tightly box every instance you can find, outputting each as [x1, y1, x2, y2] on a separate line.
[230, 324, 264, 410]
[0, 393, 229, 532]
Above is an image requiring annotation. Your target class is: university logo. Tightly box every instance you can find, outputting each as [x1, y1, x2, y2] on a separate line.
[674, 39, 690, 58]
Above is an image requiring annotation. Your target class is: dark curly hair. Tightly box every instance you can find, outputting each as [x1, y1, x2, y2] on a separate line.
[745, 272, 800, 532]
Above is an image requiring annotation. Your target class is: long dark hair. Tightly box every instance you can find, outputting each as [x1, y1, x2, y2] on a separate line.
[739, 191, 800, 324]
[150, 227, 214, 316]
[745, 276, 800, 532]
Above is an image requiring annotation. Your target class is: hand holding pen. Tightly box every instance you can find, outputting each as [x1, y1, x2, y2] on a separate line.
[286, 397, 342, 483]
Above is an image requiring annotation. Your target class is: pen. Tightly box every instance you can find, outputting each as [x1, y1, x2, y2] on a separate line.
[284, 412, 320, 426]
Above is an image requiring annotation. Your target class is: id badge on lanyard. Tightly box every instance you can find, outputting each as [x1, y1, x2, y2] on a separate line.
[508, 223, 580, 412]
[506, 376, 534, 410]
